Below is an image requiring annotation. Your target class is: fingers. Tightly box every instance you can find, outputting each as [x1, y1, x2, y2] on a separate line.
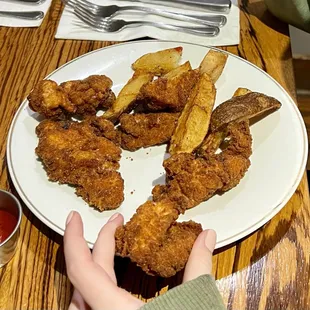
[64, 211, 93, 268]
[64, 211, 144, 310]
[64, 211, 115, 306]
[92, 213, 124, 283]
[183, 229, 216, 283]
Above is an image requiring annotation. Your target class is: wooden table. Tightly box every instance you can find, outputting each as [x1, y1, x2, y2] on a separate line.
[1, 0, 309, 309]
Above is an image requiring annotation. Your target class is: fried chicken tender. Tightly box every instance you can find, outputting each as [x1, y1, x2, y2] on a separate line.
[115, 121, 251, 277]
[153, 121, 252, 209]
[36, 118, 124, 211]
[139, 70, 200, 112]
[119, 112, 179, 151]
[89, 116, 121, 145]
[61, 75, 114, 115]
[28, 75, 115, 119]
[115, 199, 202, 277]
[28, 80, 75, 118]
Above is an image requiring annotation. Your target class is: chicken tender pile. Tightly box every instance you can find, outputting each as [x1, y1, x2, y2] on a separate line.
[115, 122, 252, 276]
[35, 117, 123, 211]
[28, 47, 282, 278]
[28, 75, 115, 118]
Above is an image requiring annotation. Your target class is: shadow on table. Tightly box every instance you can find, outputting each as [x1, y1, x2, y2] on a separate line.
[115, 256, 184, 300]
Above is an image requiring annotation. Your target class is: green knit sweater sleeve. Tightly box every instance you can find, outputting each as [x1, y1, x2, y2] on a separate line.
[264, 0, 310, 32]
[140, 275, 226, 310]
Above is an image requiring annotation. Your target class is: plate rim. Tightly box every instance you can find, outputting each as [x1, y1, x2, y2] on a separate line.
[6, 39, 308, 249]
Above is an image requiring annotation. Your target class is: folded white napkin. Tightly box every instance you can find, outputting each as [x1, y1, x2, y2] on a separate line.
[55, 0, 239, 46]
[0, 0, 52, 27]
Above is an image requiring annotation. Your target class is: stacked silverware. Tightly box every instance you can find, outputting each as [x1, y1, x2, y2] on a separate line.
[0, 0, 45, 20]
[65, 0, 232, 36]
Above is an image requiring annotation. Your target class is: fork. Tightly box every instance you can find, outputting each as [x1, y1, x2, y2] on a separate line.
[74, 6, 220, 36]
[65, 0, 226, 27]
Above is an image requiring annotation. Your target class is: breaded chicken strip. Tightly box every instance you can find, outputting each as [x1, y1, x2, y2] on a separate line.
[153, 121, 252, 209]
[139, 70, 200, 112]
[115, 121, 251, 277]
[28, 75, 115, 119]
[119, 112, 179, 151]
[88, 116, 121, 145]
[36, 118, 123, 211]
[115, 199, 202, 277]
[28, 80, 75, 118]
[61, 75, 114, 115]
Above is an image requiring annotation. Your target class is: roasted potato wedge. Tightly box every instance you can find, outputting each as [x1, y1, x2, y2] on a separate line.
[169, 73, 216, 155]
[199, 49, 228, 83]
[163, 61, 192, 79]
[132, 47, 183, 75]
[198, 88, 252, 156]
[210, 92, 282, 132]
[233, 87, 252, 97]
[103, 73, 153, 122]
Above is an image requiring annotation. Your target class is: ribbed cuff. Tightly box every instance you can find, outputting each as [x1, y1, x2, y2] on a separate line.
[140, 275, 226, 310]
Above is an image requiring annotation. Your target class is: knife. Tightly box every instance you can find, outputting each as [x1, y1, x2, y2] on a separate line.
[0, 10, 44, 19]
[120, 0, 231, 13]
[0, 0, 46, 4]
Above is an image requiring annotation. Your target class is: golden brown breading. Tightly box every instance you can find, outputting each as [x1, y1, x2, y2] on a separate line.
[145, 221, 202, 277]
[36, 118, 123, 211]
[119, 112, 179, 151]
[115, 199, 202, 277]
[115, 123, 252, 276]
[153, 121, 252, 209]
[28, 80, 75, 118]
[88, 116, 121, 145]
[75, 170, 124, 211]
[61, 75, 114, 115]
[28, 75, 115, 119]
[139, 70, 200, 112]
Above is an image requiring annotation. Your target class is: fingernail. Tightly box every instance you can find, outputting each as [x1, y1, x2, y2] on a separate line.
[204, 229, 217, 253]
[66, 211, 75, 226]
[108, 213, 120, 222]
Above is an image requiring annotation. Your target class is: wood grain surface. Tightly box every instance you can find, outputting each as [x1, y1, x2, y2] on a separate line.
[1, 0, 309, 309]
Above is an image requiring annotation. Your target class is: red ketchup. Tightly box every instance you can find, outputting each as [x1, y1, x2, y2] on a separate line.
[0, 210, 17, 243]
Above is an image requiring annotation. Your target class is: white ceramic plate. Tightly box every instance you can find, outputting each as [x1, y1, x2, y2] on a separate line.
[7, 41, 308, 249]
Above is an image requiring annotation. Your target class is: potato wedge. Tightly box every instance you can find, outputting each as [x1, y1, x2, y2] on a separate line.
[198, 88, 252, 156]
[199, 49, 228, 83]
[132, 47, 183, 75]
[169, 73, 216, 155]
[163, 61, 192, 79]
[210, 92, 282, 132]
[233, 87, 252, 97]
[103, 73, 153, 122]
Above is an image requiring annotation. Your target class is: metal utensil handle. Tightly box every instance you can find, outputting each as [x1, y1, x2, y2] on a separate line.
[121, 5, 226, 27]
[119, 0, 231, 13]
[177, 0, 231, 11]
[2, 0, 45, 3]
[0, 11, 44, 20]
[126, 21, 219, 36]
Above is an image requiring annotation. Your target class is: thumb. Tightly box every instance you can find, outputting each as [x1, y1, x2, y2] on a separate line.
[183, 229, 216, 283]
